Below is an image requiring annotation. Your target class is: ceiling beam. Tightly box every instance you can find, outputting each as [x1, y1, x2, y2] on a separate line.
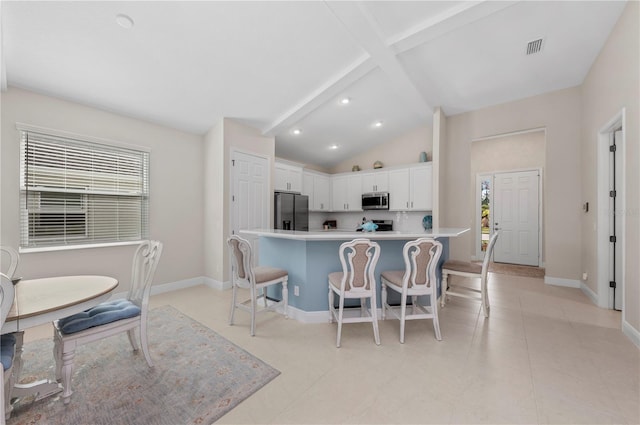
[262, 0, 517, 138]
[325, 1, 432, 118]
[261, 55, 376, 137]
[390, 1, 519, 54]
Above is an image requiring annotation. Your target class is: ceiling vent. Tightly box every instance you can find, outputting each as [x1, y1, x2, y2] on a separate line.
[526, 38, 544, 55]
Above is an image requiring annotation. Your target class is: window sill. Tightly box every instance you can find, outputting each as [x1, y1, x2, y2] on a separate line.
[19, 240, 144, 254]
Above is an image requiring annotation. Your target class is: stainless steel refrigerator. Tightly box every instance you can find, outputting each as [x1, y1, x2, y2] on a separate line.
[274, 192, 309, 231]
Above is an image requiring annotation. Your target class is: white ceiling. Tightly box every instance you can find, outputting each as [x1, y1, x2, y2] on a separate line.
[1, 1, 627, 169]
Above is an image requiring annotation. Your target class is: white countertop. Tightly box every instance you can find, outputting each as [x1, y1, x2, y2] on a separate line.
[240, 227, 469, 241]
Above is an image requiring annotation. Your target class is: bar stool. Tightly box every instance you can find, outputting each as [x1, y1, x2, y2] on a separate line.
[441, 231, 500, 317]
[381, 238, 443, 343]
[328, 238, 381, 348]
[227, 236, 289, 336]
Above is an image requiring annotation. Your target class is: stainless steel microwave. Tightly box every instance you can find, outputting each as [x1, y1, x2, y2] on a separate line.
[362, 192, 389, 210]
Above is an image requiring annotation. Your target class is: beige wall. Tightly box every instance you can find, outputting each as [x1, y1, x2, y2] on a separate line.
[330, 124, 432, 174]
[0, 87, 205, 291]
[203, 118, 275, 283]
[443, 86, 582, 281]
[581, 1, 639, 333]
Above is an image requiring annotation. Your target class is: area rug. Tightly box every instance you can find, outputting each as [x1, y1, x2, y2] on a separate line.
[7, 305, 280, 425]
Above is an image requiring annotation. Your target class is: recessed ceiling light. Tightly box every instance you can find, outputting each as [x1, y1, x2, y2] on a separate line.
[329, 144, 339, 150]
[292, 128, 302, 135]
[373, 121, 383, 128]
[340, 97, 351, 105]
[116, 13, 135, 29]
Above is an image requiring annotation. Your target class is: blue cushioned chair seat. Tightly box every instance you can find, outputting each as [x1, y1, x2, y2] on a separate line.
[1, 333, 17, 371]
[58, 299, 141, 335]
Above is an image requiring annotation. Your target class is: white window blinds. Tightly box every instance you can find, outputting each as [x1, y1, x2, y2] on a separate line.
[19, 129, 150, 249]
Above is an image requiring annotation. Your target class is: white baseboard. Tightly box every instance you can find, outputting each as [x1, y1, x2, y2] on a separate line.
[622, 320, 640, 349]
[110, 276, 226, 300]
[202, 276, 231, 290]
[544, 275, 581, 288]
[580, 281, 599, 306]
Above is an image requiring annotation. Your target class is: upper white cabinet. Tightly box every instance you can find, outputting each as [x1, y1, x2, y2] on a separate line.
[332, 174, 362, 211]
[388, 163, 432, 211]
[303, 171, 331, 211]
[361, 171, 389, 193]
[275, 162, 302, 192]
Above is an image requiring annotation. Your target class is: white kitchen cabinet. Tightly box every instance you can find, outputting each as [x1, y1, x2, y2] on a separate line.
[303, 171, 331, 211]
[275, 162, 302, 192]
[361, 171, 389, 193]
[388, 163, 432, 211]
[332, 174, 362, 211]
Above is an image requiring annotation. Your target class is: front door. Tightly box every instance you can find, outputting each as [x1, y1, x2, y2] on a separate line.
[493, 170, 540, 266]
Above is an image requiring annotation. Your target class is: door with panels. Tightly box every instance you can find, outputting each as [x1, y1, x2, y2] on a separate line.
[232, 151, 269, 265]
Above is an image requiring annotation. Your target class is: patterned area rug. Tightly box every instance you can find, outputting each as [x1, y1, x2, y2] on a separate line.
[7, 306, 280, 425]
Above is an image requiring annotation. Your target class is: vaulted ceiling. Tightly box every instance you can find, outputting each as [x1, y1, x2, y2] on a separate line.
[1, 1, 627, 168]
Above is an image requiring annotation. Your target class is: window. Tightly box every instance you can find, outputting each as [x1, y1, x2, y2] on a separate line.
[19, 127, 149, 250]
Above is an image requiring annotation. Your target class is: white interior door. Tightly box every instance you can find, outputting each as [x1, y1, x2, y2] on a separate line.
[493, 170, 540, 266]
[231, 151, 269, 265]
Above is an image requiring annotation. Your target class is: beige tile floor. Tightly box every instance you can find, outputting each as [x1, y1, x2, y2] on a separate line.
[24, 272, 639, 424]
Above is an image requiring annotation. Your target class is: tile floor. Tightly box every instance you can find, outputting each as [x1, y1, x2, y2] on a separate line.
[24, 272, 640, 424]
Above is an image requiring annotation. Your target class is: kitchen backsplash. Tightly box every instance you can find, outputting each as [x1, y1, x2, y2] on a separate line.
[309, 211, 431, 232]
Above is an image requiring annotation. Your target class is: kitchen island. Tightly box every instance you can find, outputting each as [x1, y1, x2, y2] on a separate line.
[240, 228, 469, 322]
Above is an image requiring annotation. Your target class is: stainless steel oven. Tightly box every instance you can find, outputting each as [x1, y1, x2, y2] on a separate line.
[361, 192, 389, 210]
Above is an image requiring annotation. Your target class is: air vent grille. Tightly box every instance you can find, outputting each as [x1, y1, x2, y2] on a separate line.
[526, 38, 544, 55]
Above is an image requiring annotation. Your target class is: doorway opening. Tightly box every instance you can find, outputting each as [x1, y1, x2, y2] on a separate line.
[471, 128, 545, 266]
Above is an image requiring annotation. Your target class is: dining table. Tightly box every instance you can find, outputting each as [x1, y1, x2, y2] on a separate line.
[1, 275, 118, 407]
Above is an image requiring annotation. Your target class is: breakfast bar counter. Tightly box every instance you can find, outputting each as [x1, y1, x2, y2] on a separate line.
[240, 228, 469, 322]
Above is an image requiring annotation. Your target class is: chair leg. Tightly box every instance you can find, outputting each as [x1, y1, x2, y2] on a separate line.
[399, 293, 407, 344]
[328, 287, 334, 323]
[54, 333, 62, 381]
[432, 293, 442, 341]
[60, 342, 77, 404]
[127, 328, 140, 352]
[229, 283, 237, 326]
[263, 287, 268, 307]
[138, 321, 154, 367]
[250, 286, 257, 337]
[441, 272, 449, 307]
[336, 297, 344, 348]
[282, 278, 289, 318]
[482, 277, 490, 318]
[13, 332, 23, 379]
[381, 282, 387, 320]
[371, 296, 380, 346]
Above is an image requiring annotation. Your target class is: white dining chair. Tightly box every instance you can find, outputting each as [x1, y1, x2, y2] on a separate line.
[227, 235, 289, 336]
[328, 238, 381, 348]
[381, 238, 443, 343]
[0, 247, 19, 284]
[1, 273, 16, 424]
[52, 240, 163, 404]
[441, 231, 500, 317]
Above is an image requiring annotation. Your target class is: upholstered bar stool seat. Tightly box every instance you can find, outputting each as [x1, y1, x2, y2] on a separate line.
[254, 267, 288, 284]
